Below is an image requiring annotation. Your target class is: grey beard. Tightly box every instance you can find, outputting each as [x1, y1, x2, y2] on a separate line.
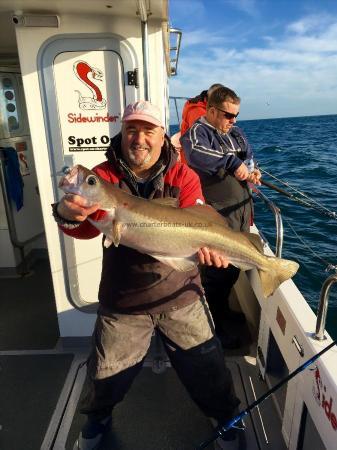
[128, 146, 152, 167]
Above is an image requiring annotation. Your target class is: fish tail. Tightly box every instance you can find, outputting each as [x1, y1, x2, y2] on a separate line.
[258, 257, 299, 297]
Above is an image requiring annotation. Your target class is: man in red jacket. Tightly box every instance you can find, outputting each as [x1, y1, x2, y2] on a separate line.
[53, 101, 241, 450]
[180, 84, 224, 136]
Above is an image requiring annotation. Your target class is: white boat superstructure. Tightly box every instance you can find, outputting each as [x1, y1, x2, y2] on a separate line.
[0, 1, 336, 449]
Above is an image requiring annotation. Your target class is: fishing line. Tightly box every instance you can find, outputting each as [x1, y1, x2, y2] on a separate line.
[254, 189, 336, 271]
[261, 168, 321, 200]
[260, 168, 337, 214]
[260, 178, 336, 219]
[260, 179, 313, 207]
[259, 168, 337, 220]
[196, 340, 337, 449]
[260, 178, 337, 219]
[253, 180, 337, 271]
[282, 216, 337, 272]
[254, 191, 337, 271]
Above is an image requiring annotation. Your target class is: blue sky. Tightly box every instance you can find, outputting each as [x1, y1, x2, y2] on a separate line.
[169, 0, 337, 120]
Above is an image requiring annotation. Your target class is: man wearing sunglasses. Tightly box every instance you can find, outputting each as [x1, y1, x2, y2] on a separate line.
[180, 85, 261, 349]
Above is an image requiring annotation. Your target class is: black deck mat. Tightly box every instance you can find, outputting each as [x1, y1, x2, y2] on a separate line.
[239, 360, 288, 450]
[0, 353, 74, 450]
[0, 259, 60, 350]
[66, 362, 259, 450]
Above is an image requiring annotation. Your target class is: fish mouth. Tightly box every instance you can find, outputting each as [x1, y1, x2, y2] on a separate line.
[58, 165, 84, 194]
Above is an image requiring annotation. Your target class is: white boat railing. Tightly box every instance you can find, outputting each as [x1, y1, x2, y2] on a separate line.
[169, 96, 187, 124]
[253, 187, 284, 257]
[314, 272, 337, 340]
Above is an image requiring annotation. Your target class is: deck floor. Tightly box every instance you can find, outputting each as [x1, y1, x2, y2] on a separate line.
[61, 354, 287, 450]
[0, 258, 59, 350]
[66, 361, 258, 450]
[0, 353, 74, 450]
[0, 258, 287, 450]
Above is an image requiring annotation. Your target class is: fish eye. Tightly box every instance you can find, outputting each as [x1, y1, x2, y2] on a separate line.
[86, 175, 98, 186]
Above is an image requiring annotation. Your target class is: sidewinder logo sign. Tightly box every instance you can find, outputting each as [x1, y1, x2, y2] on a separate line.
[73, 60, 107, 110]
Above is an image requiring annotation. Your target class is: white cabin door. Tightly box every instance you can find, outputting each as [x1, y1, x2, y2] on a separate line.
[39, 36, 138, 310]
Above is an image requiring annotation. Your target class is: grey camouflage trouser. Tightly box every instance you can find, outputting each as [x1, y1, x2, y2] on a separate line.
[88, 299, 214, 379]
[81, 298, 240, 422]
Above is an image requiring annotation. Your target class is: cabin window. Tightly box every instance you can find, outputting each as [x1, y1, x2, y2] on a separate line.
[266, 331, 289, 416]
[297, 403, 326, 450]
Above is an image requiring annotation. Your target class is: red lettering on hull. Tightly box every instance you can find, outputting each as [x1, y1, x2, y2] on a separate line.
[313, 367, 337, 431]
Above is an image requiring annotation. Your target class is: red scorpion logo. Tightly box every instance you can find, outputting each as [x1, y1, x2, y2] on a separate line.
[73, 60, 107, 110]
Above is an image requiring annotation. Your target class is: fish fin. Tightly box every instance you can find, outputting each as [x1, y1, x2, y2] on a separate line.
[258, 257, 299, 297]
[231, 261, 252, 271]
[242, 232, 264, 253]
[111, 220, 125, 247]
[149, 197, 178, 207]
[149, 254, 198, 271]
[88, 210, 115, 233]
[88, 212, 122, 248]
[104, 237, 113, 248]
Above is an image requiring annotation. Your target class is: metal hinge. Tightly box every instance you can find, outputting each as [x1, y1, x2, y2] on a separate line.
[127, 69, 139, 88]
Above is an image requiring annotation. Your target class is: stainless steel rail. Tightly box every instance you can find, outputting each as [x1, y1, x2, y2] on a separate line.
[170, 96, 188, 124]
[253, 188, 284, 257]
[137, 0, 150, 100]
[314, 273, 337, 340]
[0, 148, 44, 274]
[169, 29, 182, 76]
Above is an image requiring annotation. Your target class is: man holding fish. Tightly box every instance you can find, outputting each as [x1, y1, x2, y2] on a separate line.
[53, 101, 247, 449]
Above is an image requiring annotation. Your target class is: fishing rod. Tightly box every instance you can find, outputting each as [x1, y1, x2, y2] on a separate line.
[260, 179, 320, 210]
[261, 179, 305, 201]
[259, 167, 337, 219]
[259, 178, 337, 220]
[196, 340, 336, 449]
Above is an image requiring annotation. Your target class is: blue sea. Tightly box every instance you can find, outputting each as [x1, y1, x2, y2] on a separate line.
[170, 115, 337, 340]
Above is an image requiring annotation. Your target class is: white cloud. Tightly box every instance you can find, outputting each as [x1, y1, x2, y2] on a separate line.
[287, 13, 333, 34]
[271, 20, 337, 53]
[181, 29, 226, 47]
[170, 14, 337, 120]
[169, 0, 206, 24]
[224, 0, 259, 18]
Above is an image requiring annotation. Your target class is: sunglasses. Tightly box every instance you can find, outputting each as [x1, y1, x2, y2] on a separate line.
[211, 105, 239, 120]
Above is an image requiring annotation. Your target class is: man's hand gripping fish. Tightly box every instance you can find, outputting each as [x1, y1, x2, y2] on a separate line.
[59, 165, 299, 297]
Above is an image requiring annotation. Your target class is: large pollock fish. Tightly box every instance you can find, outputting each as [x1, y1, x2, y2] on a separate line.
[59, 165, 299, 297]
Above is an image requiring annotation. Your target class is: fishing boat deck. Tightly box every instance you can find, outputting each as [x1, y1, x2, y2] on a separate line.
[0, 258, 287, 450]
[61, 355, 288, 450]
